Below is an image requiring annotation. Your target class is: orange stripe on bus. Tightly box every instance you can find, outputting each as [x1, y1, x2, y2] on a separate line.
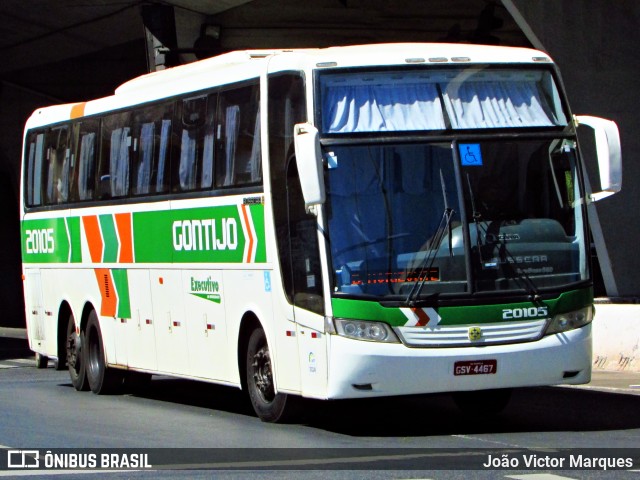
[114, 213, 134, 263]
[241, 204, 254, 263]
[70, 102, 86, 119]
[95, 268, 117, 317]
[82, 216, 103, 263]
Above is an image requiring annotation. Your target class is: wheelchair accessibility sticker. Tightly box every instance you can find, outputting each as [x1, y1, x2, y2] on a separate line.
[459, 144, 483, 166]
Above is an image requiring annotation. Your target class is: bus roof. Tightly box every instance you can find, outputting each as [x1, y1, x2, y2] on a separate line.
[24, 43, 553, 130]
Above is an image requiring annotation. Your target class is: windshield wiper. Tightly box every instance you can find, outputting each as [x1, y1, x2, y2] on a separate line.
[404, 207, 454, 306]
[465, 174, 541, 302]
[405, 169, 454, 306]
[485, 226, 542, 303]
[466, 173, 487, 264]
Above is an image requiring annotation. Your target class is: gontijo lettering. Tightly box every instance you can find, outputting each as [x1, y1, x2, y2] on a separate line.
[172, 218, 238, 251]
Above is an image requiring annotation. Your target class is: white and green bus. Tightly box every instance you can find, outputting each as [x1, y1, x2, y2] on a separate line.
[20, 43, 621, 422]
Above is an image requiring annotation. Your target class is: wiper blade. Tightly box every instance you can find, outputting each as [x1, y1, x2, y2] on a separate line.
[465, 173, 540, 302]
[466, 173, 485, 259]
[405, 168, 455, 306]
[489, 227, 542, 302]
[404, 206, 454, 306]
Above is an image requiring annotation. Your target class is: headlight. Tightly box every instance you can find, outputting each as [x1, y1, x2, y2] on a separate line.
[545, 306, 594, 335]
[334, 319, 399, 343]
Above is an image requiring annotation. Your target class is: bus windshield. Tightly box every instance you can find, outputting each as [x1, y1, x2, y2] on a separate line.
[326, 138, 588, 299]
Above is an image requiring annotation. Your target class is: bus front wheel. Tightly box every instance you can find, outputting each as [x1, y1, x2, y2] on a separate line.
[85, 311, 123, 394]
[246, 328, 295, 423]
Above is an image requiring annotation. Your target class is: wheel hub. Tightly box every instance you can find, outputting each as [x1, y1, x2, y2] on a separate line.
[66, 332, 80, 370]
[252, 346, 274, 401]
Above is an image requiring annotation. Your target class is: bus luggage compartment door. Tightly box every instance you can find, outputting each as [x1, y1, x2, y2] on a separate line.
[24, 270, 46, 349]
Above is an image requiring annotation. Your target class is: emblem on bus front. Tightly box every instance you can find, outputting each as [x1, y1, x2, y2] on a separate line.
[468, 327, 483, 341]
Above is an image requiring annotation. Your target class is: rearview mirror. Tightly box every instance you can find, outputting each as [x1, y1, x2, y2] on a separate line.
[293, 123, 325, 211]
[575, 115, 622, 202]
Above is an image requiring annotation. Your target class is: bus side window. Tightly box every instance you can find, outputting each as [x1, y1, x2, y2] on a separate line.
[132, 102, 174, 196]
[174, 96, 211, 192]
[215, 82, 261, 188]
[25, 131, 45, 206]
[69, 119, 99, 202]
[100, 112, 132, 199]
[43, 126, 70, 205]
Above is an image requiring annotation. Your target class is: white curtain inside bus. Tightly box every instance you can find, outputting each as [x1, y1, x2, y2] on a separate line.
[441, 81, 556, 129]
[110, 127, 130, 197]
[223, 105, 240, 186]
[321, 69, 566, 133]
[136, 122, 154, 195]
[156, 119, 171, 192]
[179, 129, 197, 190]
[78, 133, 95, 201]
[323, 83, 445, 133]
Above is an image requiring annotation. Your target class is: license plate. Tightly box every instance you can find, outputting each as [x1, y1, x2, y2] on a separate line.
[454, 359, 497, 376]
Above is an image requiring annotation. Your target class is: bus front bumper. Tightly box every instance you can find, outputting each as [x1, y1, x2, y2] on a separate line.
[325, 323, 592, 399]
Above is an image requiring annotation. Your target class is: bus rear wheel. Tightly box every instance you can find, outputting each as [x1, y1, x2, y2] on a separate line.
[85, 311, 123, 394]
[246, 328, 295, 423]
[66, 313, 89, 391]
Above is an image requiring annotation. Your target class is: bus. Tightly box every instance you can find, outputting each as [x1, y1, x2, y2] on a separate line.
[20, 43, 621, 422]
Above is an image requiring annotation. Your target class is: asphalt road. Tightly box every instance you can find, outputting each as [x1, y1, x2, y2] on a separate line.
[1, 333, 639, 479]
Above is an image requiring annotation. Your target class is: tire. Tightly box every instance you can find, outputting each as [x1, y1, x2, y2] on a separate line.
[66, 313, 89, 391]
[84, 311, 123, 394]
[246, 328, 296, 423]
[35, 353, 48, 369]
[452, 388, 512, 415]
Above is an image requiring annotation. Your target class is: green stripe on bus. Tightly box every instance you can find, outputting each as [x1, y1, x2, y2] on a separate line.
[133, 205, 266, 264]
[111, 269, 131, 319]
[190, 292, 222, 303]
[331, 297, 408, 324]
[249, 203, 267, 263]
[331, 287, 593, 327]
[22, 203, 266, 265]
[99, 215, 119, 263]
[21, 218, 70, 264]
[66, 217, 82, 263]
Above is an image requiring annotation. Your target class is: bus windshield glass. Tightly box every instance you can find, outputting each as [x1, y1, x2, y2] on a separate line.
[319, 67, 568, 133]
[326, 138, 587, 299]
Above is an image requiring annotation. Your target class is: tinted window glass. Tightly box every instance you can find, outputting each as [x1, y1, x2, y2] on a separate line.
[99, 112, 133, 198]
[70, 118, 99, 202]
[43, 126, 70, 204]
[216, 83, 261, 188]
[131, 103, 174, 196]
[173, 95, 215, 192]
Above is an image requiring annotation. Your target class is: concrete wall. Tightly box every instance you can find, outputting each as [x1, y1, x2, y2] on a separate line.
[593, 303, 640, 372]
[511, 0, 640, 371]
[512, 0, 640, 298]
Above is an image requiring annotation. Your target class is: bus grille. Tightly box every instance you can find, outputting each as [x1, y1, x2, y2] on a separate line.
[394, 319, 548, 348]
